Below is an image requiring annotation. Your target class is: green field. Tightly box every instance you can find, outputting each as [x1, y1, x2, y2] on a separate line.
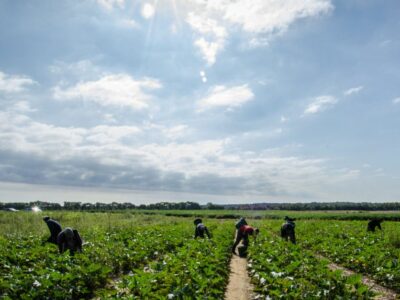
[1, 211, 400, 299]
[138, 209, 400, 221]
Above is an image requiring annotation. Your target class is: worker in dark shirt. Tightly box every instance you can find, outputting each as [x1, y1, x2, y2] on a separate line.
[281, 216, 296, 244]
[232, 224, 259, 255]
[43, 216, 62, 244]
[367, 219, 383, 232]
[194, 218, 211, 239]
[57, 227, 83, 255]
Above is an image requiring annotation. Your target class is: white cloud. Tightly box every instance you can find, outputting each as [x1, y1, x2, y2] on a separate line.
[220, 0, 333, 35]
[53, 74, 162, 109]
[186, 13, 227, 65]
[103, 113, 117, 123]
[0, 110, 363, 199]
[86, 125, 141, 144]
[141, 3, 155, 19]
[185, 0, 333, 62]
[0, 71, 36, 93]
[11, 101, 37, 113]
[186, 12, 227, 39]
[97, 0, 124, 11]
[344, 86, 363, 96]
[194, 38, 224, 66]
[118, 18, 139, 29]
[197, 84, 254, 112]
[392, 97, 400, 104]
[48, 60, 102, 80]
[143, 122, 190, 140]
[304, 95, 338, 115]
[162, 125, 189, 140]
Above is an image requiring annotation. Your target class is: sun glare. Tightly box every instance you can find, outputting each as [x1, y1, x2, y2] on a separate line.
[31, 206, 42, 212]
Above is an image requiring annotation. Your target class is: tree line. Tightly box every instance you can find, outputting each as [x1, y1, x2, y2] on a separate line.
[1, 201, 400, 211]
[0, 201, 205, 211]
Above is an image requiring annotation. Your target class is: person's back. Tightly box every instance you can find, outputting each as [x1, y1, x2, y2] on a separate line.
[43, 216, 62, 244]
[57, 227, 82, 255]
[367, 219, 382, 232]
[235, 217, 247, 230]
[281, 217, 296, 244]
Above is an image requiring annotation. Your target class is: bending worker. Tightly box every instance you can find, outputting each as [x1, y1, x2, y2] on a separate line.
[194, 218, 211, 239]
[232, 219, 258, 255]
[57, 227, 83, 255]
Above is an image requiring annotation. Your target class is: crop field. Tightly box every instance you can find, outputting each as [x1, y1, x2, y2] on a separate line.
[1, 211, 400, 299]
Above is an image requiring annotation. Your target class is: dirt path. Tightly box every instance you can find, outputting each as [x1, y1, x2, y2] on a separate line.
[224, 253, 254, 300]
[315, 255, 398, 300]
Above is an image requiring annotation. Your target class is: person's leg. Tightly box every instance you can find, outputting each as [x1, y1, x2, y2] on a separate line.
[232, 231, 242, 253]
[290, 231, 296, 244]
[242, 234, 249, 247]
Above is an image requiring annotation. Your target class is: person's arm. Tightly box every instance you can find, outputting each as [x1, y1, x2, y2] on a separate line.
[73, 230, 83, 252]
[205, 227, 211, 239]
[57, 233, 65, 254]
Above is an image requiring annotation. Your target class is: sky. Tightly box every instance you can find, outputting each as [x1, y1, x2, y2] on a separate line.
[0, 0, 399, 204]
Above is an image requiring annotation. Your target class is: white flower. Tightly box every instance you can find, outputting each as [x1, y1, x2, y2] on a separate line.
[260, 277, 266, 285]
[167, 293, 174, 299]
[143, 266, 153, 273]
[271, 271, 284, 278]
[33, 280, 41, 287]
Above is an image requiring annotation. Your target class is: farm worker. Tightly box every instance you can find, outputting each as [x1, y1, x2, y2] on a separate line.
[57, 227, 83, 255]
[367, 219, 383, 232]
[281, 216, 296, 244]
[232, 223, 259, 255]
[43, 216, 62, 244]
[194, 218, 211, 238]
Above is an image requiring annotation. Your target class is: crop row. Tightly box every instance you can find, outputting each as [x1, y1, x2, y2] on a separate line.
[299, 220, 400, 293]
[247, 228, 375, 299]
[97, 222, 233, 299]
[0, 222, 193, 299]
[0, 218, 234, 300]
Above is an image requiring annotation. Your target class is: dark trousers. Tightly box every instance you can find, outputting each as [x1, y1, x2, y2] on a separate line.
[232, 231, 249, 252]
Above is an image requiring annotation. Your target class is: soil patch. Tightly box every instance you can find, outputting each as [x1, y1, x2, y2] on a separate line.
[224, 253, 254, 300]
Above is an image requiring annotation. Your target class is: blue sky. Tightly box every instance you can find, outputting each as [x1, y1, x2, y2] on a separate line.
[0, 0, 399, 204]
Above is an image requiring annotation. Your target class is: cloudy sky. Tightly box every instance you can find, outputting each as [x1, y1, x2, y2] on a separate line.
[0, 0, 399, 204]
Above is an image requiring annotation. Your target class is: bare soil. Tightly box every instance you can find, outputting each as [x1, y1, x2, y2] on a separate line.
[224, 252, 254, 300]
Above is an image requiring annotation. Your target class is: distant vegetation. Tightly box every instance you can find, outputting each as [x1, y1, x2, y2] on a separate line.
[1, 200, 400, 212]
